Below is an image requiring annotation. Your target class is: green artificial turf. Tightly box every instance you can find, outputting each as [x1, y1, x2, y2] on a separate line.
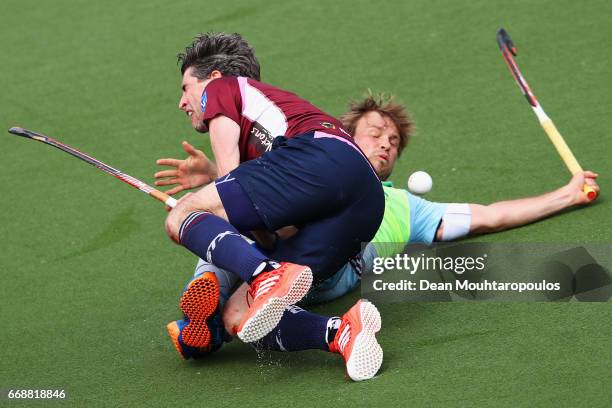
[0, 0, 610, 406]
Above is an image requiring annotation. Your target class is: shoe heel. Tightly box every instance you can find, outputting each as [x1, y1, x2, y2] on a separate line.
[287, 267, 313, 304]
[360, 301, 382, 333]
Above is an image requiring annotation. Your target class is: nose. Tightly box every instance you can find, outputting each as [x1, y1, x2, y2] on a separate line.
[379, 135, 390, 150]
[178, 95, 187, 110]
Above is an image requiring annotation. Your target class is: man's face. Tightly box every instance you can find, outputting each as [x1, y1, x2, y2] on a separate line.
[353, 111, 400, 180]
[178, 67, 215, 133]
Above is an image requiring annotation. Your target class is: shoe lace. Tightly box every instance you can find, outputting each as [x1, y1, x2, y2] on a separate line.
[246, 264, 284, 305]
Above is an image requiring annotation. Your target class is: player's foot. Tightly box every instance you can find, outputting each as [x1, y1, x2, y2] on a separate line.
[166, 272, 222, 359]
[329, 299, 383, 381]
[237, 262, 313, 343]
[166, 316, 224, 359]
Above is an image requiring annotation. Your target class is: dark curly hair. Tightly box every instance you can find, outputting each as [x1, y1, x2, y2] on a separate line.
[178, 32, 261, 81]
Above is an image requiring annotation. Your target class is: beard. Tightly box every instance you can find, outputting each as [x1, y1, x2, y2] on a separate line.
[373, 158, 391, 180]
[378, 168, 391, 181]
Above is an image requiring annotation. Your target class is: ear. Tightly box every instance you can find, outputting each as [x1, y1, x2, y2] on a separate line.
[209, 70, 223, 79]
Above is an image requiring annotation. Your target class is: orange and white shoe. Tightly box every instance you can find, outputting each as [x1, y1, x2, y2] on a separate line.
[329, 300, 383, 381]
[237, 262, 313, 343]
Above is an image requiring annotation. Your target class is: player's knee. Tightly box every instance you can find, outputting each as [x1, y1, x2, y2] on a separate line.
[164, 207, 187, 243]
[164, 186, 229, 243]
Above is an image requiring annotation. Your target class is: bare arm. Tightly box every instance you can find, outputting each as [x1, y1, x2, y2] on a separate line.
[209, 115, 241, 177]
[436, 171, 600, 240]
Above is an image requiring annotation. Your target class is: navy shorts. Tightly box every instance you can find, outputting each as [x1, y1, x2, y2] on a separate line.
[216, 131, 384, 282]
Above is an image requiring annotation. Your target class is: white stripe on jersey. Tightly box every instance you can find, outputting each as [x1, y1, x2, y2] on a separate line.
[242, 82, 288, 138]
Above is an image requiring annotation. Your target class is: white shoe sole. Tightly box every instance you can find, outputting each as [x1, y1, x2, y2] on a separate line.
[345, 301, 383, 381]
[237, 267, 313, 343]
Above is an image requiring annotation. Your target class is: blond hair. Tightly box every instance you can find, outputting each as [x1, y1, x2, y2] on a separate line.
[340, 91, 413, 155]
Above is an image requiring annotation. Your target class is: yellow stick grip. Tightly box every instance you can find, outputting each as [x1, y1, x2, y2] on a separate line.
[540, 119, 597, 201]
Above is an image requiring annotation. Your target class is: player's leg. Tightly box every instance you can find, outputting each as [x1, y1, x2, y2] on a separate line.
[254, 300, 382, 381]
[222, 254, 383, 381]
[165, 181, 274, 284]
[223, 286, 382, 381]
[165, 178, 314, 344]
[223, 254, 363, 335]
[176, 245, 364, 354]
[224, 290, 337, 354]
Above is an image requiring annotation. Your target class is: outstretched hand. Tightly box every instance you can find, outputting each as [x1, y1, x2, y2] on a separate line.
[566, 171, 600, 205]
[155, 141, 217, 195]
